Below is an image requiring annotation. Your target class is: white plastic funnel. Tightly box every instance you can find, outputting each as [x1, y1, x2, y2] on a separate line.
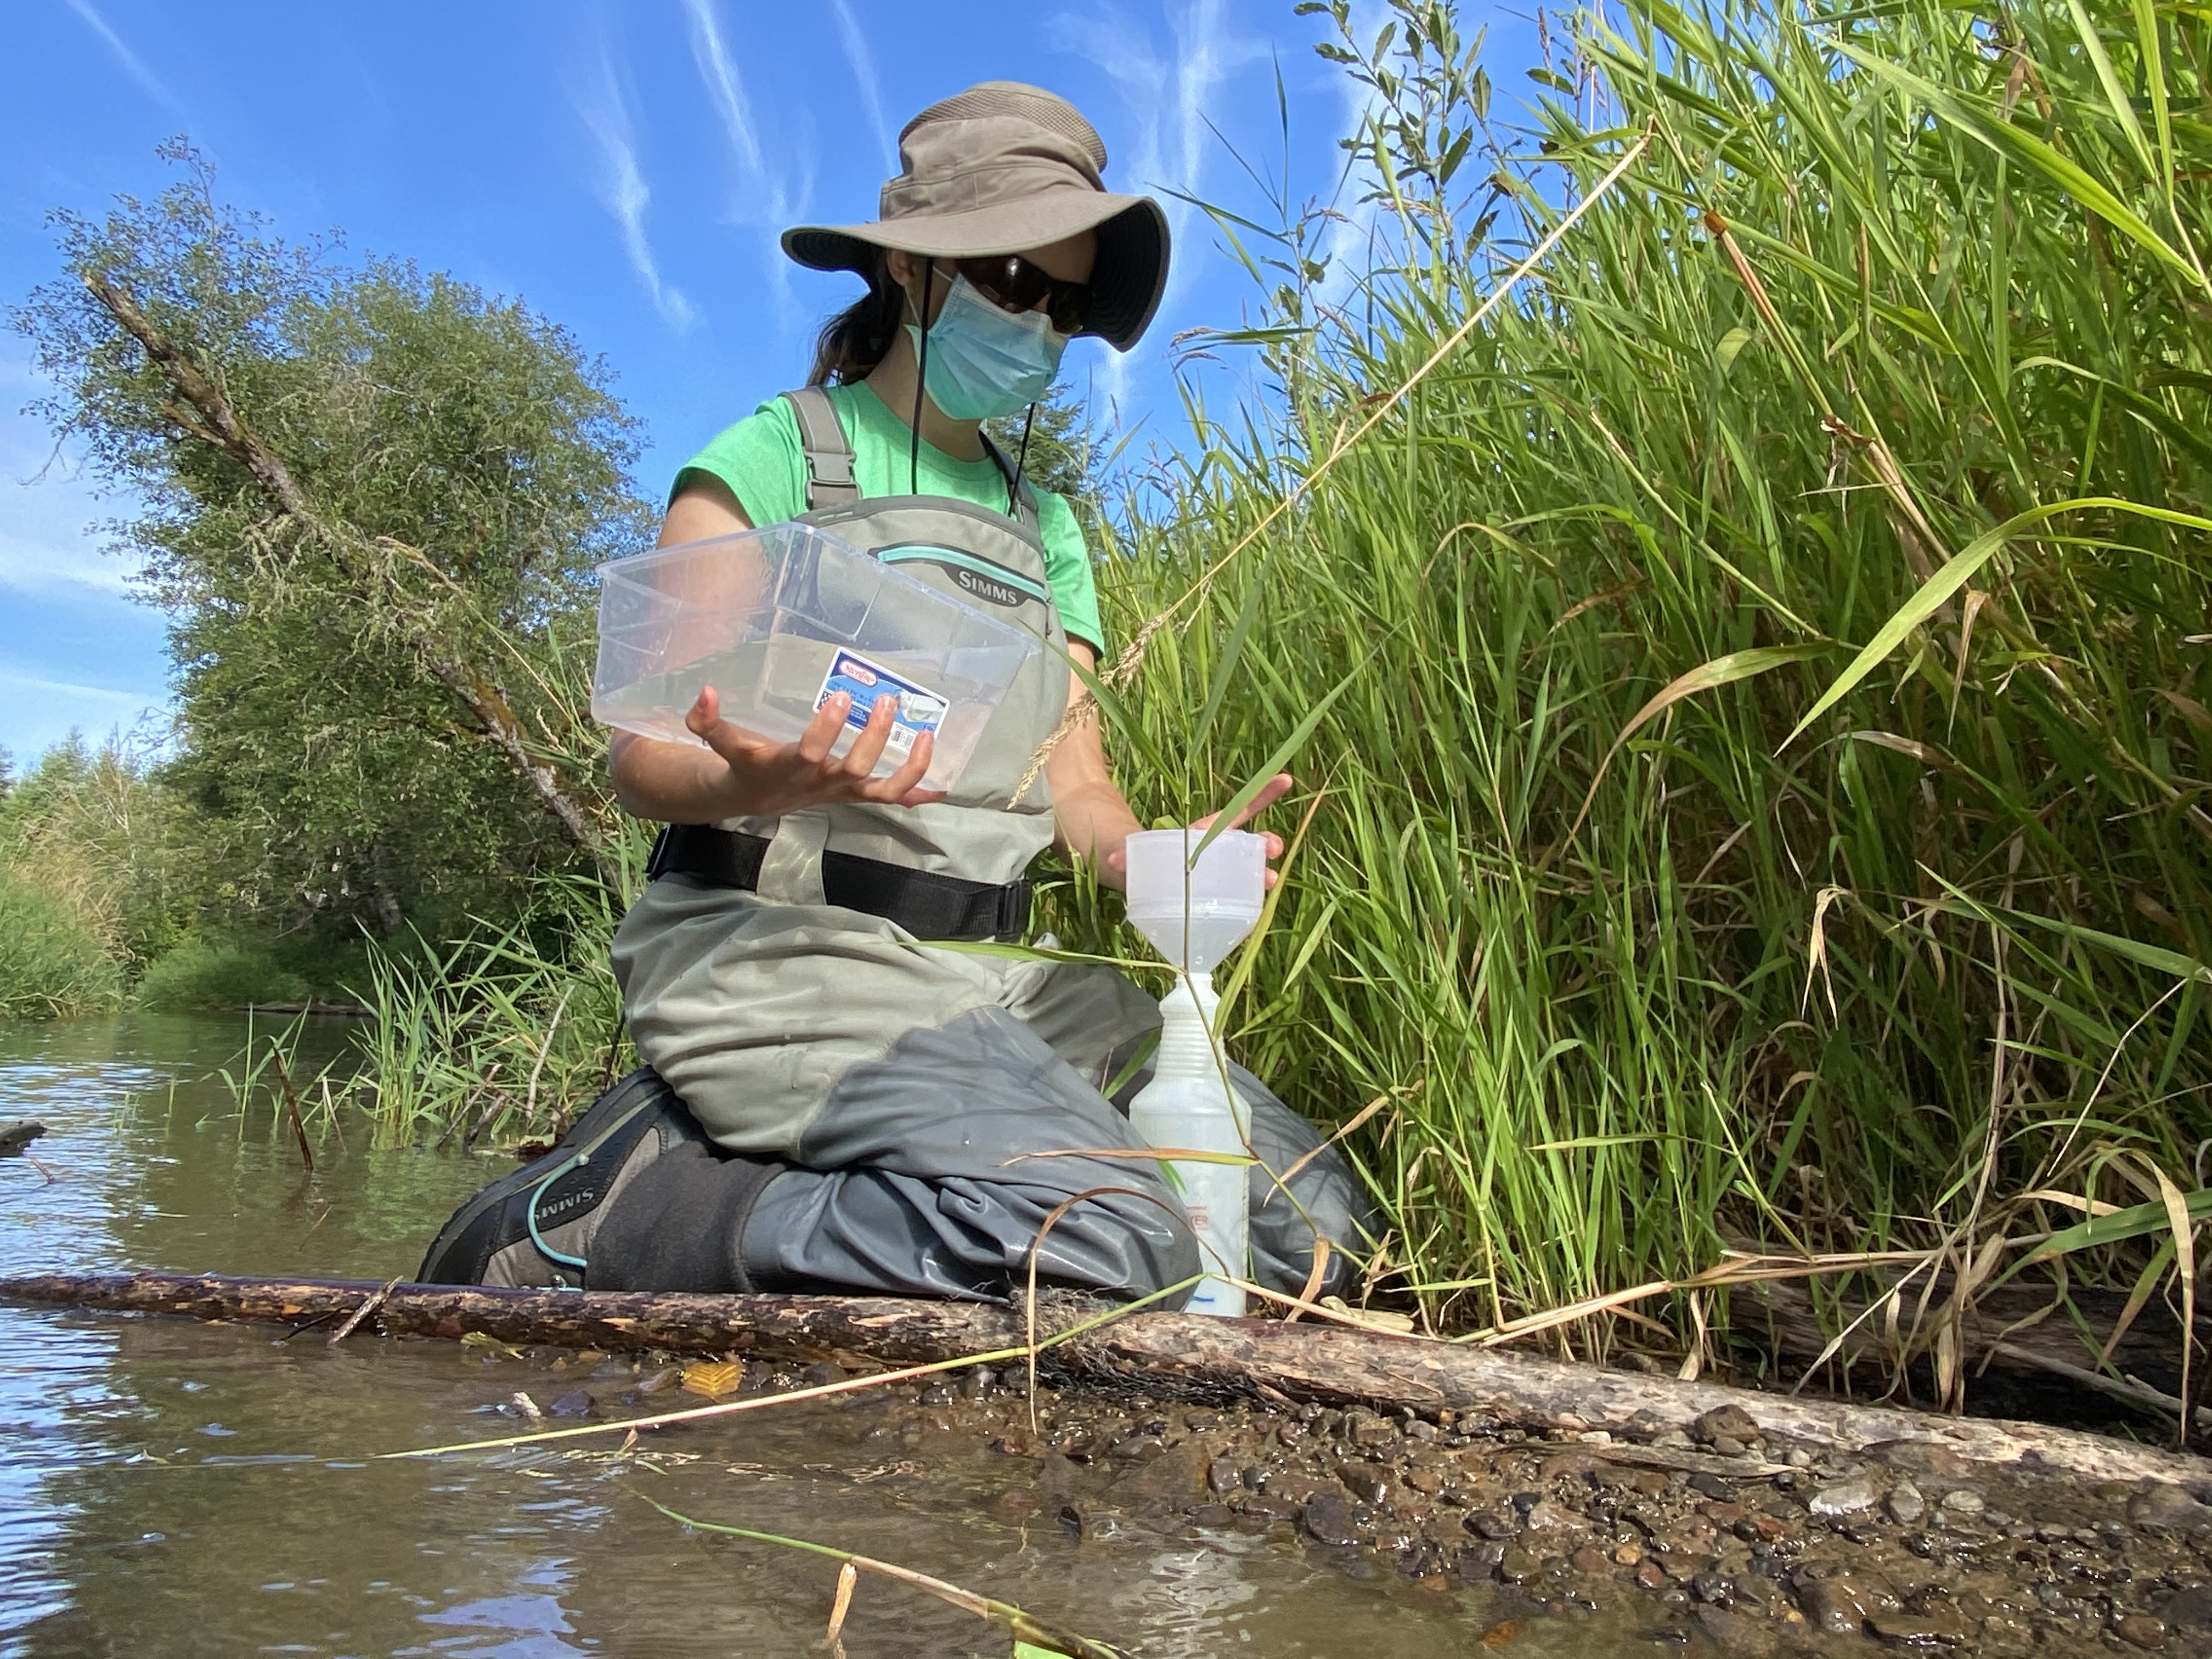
[1124, 827, 1266, 974]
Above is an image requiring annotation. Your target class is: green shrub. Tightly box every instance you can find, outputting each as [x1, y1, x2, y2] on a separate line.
[134, 942, 308, 1011]
[0, 869, 121, 1017]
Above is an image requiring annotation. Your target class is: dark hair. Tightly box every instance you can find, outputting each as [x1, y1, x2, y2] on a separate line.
[807, 253, 907, 387]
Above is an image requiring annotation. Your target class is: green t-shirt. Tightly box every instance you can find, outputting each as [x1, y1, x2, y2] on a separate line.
[673, 381, 1104, 652]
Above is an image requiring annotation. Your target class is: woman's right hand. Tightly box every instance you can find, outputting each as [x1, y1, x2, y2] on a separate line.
[676, 684, 947, 819]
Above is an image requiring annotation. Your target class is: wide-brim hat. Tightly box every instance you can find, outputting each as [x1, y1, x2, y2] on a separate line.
[782, 81, 1170, 353]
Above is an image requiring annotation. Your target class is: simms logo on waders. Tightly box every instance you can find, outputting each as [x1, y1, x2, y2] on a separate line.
[953, 566, 1025, 608]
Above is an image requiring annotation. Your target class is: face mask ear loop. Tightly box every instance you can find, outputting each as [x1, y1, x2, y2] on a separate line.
[909, 260, 936, 496]
[1009, 403, 1036, 515]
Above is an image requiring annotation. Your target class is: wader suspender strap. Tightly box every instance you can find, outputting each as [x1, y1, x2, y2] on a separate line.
[782, 386, 1040, 532]
[785, 386, 860, 512]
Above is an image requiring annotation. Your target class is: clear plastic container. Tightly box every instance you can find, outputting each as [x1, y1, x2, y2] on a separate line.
[591, 523, 1041, 793]
[1123, 827, 1267, 973]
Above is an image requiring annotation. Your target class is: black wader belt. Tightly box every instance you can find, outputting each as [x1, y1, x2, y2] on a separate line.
[647, 823, 1032, 943]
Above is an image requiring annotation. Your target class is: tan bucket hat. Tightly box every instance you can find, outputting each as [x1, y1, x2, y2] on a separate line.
[782, 81, 1170, 352]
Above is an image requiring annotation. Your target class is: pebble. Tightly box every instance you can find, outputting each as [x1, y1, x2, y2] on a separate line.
[1695, 1404, 1761, 1443]
[547, 1388, 592, 1417]
[1887, 1481, 1926, 1526]
[2114, 1613, 2167, 1649]
[1938, 1486, 1984, 1516]
[1336, 1462, 1392, 1504]
[1797, 1572, 1902, 1635]
[1808, 1473, 1878, 1516]
[1868, 1610, 1966, 1645]
[1694, 1604, 1778, 1658]
[1402, 1465, 1444, 1494]
[1498, 1544, 1540, 1585]
[1300, 1492, 1363, 1547]
[1206, 1458, 1240, 1496]
[1345, 1412, 1397, 1449]
[1611, 1542, 1643, 1565]
[1521, 1499, 1587, 1534]
[2160, 1587, 2212, 1629]
[2128, 1485, 2208, 1530]
[1686, 1472, 1736, 1502]
[1691, 1571, 1735, 1607]
[1059, 1504, 1140, 1542]
[1569, 1544, 1611, 1574]
[1634, 1558, 1669, 1592]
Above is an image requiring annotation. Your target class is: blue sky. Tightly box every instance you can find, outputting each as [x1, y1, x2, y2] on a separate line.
[1, 0, 1534, 765]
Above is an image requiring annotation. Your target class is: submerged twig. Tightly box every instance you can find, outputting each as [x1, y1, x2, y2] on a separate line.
[635, 1491, 1130, 1659]
[327, 1276, 400, 1347]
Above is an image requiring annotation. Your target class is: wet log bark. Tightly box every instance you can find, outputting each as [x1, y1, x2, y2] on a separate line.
[9, 1268, 2211, 1486]
[1741, 1278, 2207, 1396]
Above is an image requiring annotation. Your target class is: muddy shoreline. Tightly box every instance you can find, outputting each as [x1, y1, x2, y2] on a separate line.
[489, 1346, 2212, 1655]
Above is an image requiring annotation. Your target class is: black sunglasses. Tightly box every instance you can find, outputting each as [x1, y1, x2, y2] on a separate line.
[943, 255, 1092, 336]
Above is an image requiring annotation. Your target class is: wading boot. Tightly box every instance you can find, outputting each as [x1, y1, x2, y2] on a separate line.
[416, 1067, 703, 1289]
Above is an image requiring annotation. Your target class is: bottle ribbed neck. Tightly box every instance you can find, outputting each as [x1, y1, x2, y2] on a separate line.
[1152, 973, 1218, 1076]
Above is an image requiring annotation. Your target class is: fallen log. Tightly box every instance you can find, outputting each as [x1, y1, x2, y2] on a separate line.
[9, 1268, 2212, 1487]
[1741, 1276, 2206, 1397]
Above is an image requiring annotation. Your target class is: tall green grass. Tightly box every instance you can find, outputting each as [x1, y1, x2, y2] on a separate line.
[0, 868, 121, 1017]
[1036, 0, 2212, 1369]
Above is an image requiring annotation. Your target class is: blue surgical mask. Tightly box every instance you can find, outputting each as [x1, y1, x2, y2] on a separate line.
[906, 274, 1065, 421]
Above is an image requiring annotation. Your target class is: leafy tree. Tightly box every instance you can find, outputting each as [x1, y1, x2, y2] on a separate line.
[12, 144, 650, 944]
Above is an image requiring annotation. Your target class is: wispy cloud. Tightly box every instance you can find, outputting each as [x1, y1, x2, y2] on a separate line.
[682, 0, 766, 177]
[680, 0, 806, 319]
[0, 665, 160, 707]
[61, 0, 186, 116]
[827, 0, 896, 175]
[0, 526, 136, 598]
[575, 25, 697, 331]
[0, 401, 142, 599]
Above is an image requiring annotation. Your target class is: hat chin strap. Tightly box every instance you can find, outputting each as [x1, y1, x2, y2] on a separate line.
[907, 262, 935, 495]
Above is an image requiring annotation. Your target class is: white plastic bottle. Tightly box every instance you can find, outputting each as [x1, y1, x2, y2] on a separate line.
[1125, 971, 1250, 1317]
[1121, 827, 1267, 1318]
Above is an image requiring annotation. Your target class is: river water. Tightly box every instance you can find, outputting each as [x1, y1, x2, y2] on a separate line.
[0, 1014, 1652, 1658]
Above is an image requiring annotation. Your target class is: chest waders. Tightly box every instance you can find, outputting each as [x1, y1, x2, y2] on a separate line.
[422, 389, 1381, 1301]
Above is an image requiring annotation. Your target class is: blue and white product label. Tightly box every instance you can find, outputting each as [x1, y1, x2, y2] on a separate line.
[814, 648, 948, 759]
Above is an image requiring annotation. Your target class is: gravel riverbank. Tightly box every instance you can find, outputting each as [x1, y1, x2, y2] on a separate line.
[556, 1351, 2212, 1655]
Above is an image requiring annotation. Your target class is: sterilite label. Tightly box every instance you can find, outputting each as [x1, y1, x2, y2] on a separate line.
[814, 648, 948, 758]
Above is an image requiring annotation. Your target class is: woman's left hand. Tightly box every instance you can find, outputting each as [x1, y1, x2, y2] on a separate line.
[1102, 772, 1296, 890]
